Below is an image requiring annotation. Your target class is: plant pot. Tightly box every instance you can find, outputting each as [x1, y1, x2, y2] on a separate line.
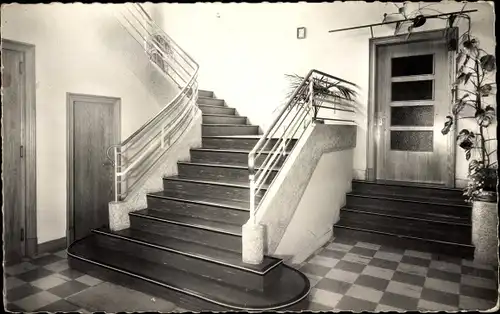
[472, 198, 499, 267]
[483, 168, 498, 192]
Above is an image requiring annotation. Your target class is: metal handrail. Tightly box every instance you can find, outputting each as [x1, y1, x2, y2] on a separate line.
[117, 7, 199, 147]
[247, 69, 358, 224]
[110, 3, 199, 201]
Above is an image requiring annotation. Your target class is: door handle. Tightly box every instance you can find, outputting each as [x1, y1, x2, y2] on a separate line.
[103, 160, 114, 167]
[378, 116, 385, 126]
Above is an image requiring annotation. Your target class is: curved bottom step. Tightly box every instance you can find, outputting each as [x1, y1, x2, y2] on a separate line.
[68, 235, 310, 311]
[334, 224, 475, 259]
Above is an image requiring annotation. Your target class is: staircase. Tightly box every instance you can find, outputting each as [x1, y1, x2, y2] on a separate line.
[334, 180, 475, 258]
[67, 90, 310, 311]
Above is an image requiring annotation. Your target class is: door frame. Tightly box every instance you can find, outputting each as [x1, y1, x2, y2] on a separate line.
[66, 93, 121, 246]
[2, 39, 37, 257]
[366, 28, 459, 187]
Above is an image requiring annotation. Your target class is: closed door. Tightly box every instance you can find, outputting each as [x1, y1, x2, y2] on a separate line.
[69, 94, 120, 242]
[376, 40, 452, 184]
[2, 48, 26, 264]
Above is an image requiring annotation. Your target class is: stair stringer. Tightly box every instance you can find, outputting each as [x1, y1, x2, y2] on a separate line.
[255, 123, 356, 262]
[109, 109, 203, 231]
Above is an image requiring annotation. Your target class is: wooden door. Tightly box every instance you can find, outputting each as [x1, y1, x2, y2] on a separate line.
[68, 94, 120, 242]
[2, 48, 26, 264]
[376, 40, 452, 184]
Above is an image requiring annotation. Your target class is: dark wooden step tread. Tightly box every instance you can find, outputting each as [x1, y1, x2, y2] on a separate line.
[202, 113, 247, 118]
[198, 96, 223, 101]
[347, 191, 470, 207]
[335, 222, 474, 248]
[203, 135, 269, 139]
[131, 209, 243, 236]
[192, 148, 290, 155]
[198, 104, 234, 109]
[148, 190, 250, 211]
[342, 207, 471, 226]
[92, 227, 280, 274]
[202, 124, 257, 127]
[68, 237, 310, 310]
[353, 179, 465, 192]
[164, 175, 269, 190]
[178, 161, 280, 171]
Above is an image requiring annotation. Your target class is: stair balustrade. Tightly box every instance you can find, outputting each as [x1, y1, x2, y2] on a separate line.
[107, 4, 199, 201]
[247, 70, 358, 224]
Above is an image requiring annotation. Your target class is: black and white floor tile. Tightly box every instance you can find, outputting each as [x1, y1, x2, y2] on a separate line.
[3, 249, 187, 313]
[299, 237, 499, 312]
[3, 238, 498, 312]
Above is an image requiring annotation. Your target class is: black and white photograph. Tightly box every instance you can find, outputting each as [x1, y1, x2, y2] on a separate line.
[1, 1, 498, 312]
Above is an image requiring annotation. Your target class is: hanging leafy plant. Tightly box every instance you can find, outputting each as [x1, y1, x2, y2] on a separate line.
[475, 106, 496, 127]
[412, 15, 426, 27]
[480, 55, 496, 71]
[441, 9, 497, 203]
[456, 129, 475, 151]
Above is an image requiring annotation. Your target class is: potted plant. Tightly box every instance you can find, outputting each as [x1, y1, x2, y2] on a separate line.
[441, 31, 497, 203]
[281, 73, 358, 125]
[441, 18, 498, 266]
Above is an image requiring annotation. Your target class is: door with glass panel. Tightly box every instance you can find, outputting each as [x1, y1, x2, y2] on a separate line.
[376, 40, 452, 184]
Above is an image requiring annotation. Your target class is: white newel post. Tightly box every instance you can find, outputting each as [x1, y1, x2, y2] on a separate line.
[242, 222, 264, 265]
[472, 199, 499, 267]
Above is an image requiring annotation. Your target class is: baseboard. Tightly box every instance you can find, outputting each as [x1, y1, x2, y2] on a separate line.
[352, 169, 366, 180]
[37, 236, 67, 255]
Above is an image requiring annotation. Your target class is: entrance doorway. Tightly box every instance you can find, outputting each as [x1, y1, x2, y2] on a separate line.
[67, 93, 121, 244]
[368, 29, 457, 186]
[2, 40, 37, 264]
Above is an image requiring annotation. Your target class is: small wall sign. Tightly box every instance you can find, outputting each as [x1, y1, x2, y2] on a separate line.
[297, 27, 306, 39]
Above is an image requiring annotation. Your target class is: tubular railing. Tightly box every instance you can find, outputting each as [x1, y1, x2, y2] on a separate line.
[247, 70, 358, 224]
[108, 4, 199, 201]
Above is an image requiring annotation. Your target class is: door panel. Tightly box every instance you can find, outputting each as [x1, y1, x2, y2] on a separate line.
[72, 97, 119, 241]
[2, 48, 26, 263]
[376, 40, 451, 184]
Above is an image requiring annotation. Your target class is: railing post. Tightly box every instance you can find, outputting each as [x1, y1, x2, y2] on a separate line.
[248, 152, 256, 225]
[309, 78, 315, 122]
[114, 146, 122, 202]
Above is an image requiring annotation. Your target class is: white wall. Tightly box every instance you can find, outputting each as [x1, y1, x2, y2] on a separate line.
[155, 2, 496, 185]
[2, 3, 178, 244]
[255, 123, 356, 258]
[275, 149, 353, 265]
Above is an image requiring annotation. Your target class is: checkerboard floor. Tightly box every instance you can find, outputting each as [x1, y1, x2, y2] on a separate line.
[3, 250, 187, 313]
[3, 238, 499, 312]
[299, 237, 499, 312]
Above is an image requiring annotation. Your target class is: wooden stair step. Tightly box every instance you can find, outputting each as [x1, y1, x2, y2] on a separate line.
[352, 180, 466, 201]
[197, 97, 225, 106]
[343, 204, 470, 225]
[333, 224, 475, 259]
[202, 136, 296, 150]
[198, 105, 236, 115]
[178, 161, 279, 184]
[130, 209, 242, 252]
[346, 193, 471, 219]
[68, 237, 310, 311]
[131, 209, 243, 236]
[348, 189, 469, 207]
[93, 227, 280, 274]
[202, 124, 260, 136]
[190, 148, 288, 167]
[92, 228, 282, 291]
[339, 208, 472, 244]
[202, 114, 247, 125]
[148, 190, 250, 211]
[162, 176, 267, 203]
[146, 190, 249, 225]
[198, 90, 215, 98]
